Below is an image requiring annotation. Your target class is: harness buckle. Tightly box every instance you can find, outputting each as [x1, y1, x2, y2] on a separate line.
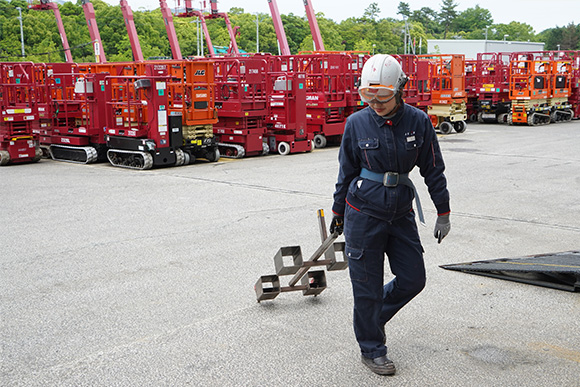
[382, 172, 399, 187]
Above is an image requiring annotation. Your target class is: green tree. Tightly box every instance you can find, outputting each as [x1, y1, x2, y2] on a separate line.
[560, 23, 580, 50]
[363, 2, 380, 22]
[454, 5, 493, 33]
[409, 7, 441, 36]
[397, 2, 411, 18]
[489, 21, 535, 42]
[439, 0, 458, 39]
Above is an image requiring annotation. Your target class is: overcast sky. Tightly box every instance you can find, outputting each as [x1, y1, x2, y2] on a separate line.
[108, 0, 578, 35]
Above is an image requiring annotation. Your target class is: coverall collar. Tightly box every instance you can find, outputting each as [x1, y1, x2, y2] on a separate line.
[369, 102, 406, 127]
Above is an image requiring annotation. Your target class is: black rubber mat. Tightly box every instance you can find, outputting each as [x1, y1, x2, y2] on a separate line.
[440, 251, 580, 292]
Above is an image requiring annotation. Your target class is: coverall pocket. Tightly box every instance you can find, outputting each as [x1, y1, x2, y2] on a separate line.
[405, 134, 423, 150]
[358, 138, 379, 150]
[345, 245, 367, 282]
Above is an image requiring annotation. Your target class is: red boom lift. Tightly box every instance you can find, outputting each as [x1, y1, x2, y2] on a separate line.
[160, 0, 183, 59]
[120, 0, 144, 61]
[303, 0, 325, 51]
[28, 0, 74, 63]
[267, 0, 291, 55]
[81, 0, 107, 63]
[177, 1, 216, 57]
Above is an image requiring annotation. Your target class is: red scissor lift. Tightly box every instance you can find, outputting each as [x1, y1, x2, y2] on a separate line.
[464, 59, 478, 122]
[474, 52, 511, 124]
[212, 56, 270, 158]
[343, 53, 368, 117]
[104, 64, 185, 169]
[266, 55, 313, 155]
[294, 53, 349, 149]
[81, 60, 219, 166]
[567, 52, 580, 118]
[0, 62, 42, 166]
[35, 63, 108, 163]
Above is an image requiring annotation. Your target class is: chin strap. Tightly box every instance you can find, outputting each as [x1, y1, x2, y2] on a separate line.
[382, 90, 404, 118]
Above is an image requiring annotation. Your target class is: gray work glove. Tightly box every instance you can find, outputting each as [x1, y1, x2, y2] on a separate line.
[434, 214, 451, 244]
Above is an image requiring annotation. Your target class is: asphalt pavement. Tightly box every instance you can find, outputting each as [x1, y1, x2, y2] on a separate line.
[1, 121, 579, 386]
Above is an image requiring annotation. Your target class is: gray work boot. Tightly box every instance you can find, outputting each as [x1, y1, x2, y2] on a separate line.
[361, 354, 396, 375]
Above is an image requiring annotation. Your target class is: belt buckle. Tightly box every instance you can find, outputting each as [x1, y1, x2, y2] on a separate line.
[383, 172, 399, 187]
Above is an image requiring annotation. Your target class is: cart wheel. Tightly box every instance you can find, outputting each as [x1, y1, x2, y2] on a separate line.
[507, 114, 513, 125]
[278, 141, 291, 156]
[206, 148, 220, 162]
[0, 150, 10, 166]
[174, 148, 185, 166]
[439, 121, 453, 134]
[469, 113, 477, 122]
[262, 142, 270, 155]
[454, 121, 467, 133]
[314, 134, 327, 148]
[32, 147, 42, 163]
[183, 151, 191, 165]
[477, 112, 484, 123]
[497, 113, 507, 124]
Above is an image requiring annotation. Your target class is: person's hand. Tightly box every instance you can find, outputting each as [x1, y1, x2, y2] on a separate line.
[434, 214, 450, 244]
[330, 215, 344, 236]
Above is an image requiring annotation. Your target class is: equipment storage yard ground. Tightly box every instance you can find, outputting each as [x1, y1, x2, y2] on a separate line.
[1, 121, 579, 386]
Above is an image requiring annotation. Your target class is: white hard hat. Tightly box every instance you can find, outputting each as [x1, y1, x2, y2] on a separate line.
[359, 54, 407, 103]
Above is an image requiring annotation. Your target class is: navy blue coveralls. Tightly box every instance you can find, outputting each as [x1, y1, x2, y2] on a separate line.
[332, 103, 450, 360]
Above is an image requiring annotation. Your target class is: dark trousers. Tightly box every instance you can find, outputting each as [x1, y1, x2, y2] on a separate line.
[344, 206, 426, 359]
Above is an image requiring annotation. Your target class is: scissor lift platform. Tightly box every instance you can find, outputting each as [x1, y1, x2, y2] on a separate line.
[440, 251, 580, 292]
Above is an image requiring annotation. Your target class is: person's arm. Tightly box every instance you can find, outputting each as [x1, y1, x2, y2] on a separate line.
[332, 118, 360, 216]
[417, 117, 450, 216]
[417, 117, 451, 243]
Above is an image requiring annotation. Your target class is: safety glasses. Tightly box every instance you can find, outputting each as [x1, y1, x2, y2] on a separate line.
[359, 85, 396, 103]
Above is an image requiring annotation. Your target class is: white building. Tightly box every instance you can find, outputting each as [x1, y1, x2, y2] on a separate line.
[427, 39, 545, 59]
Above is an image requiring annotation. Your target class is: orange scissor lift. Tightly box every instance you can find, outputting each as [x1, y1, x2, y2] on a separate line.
[420, 54, 467, 134]
[508, 53, 551, 125]
[549, 56, 573, 122]
[508, 52, 572, 125]
[0, 62, 42, 166]
[400, 54, 467, 134]
[147, 60, 219, 163]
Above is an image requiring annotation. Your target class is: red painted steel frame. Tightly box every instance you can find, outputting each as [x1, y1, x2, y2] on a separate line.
[213, 56, 269, 156]
[28, 0, 74, 63]
[0, 62, 40, 164]
[120, 0, 144, 61]
[81, 0, 107, 63]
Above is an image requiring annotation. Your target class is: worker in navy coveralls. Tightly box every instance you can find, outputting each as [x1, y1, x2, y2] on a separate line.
[329, 54, 451, 376]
